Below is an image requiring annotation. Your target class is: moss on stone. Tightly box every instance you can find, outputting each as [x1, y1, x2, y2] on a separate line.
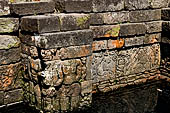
[77, 16, 89, 28]
[105, 25, 120, 37]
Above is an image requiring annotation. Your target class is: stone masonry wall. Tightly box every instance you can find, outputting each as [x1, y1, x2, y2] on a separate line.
[0, 0, 170, 113]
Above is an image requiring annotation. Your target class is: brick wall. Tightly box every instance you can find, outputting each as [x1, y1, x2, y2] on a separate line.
[0, 0, 170, 112]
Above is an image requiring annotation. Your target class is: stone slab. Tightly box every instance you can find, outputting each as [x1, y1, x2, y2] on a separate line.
[10, 1, 55, 15]
[21, 15, 60, 33]
[0, 35, 20, 50]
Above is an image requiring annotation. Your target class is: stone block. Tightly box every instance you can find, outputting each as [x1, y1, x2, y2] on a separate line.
[0, 35, 20, 50]
[150, 0, 169, 8]
[120, 23, 146, 36]
[90, 25, 120, 38]
[0, 0, 10, 16]
[117, 44, 160, 76]
[0, 91, 4, 105]
[58, 45, 92, 59]
[37, 30, 93, 49]
[144, 33, 161, 44]
[0, 18, 19, 33]
[90, 13, 104, 25]
[0, 63, 21, 91]
[125, 36, 144, 47]
[108, 38, 125, 49]
[145, 21, 162, 33]
[0, 48, 21, 65]
[92, 51, 118, 83]
[10, 1, 55, 15]
[129, 9, 161, 22]
[92, 0, 124, 12]
[21, 15, 60, 33]
[102, 11, 129, 24]
[56, 13, 90, 31]
[21, 44, 38, 58]
[124, 0, 150, 10]
[162, 36, 170, 44]
[162, 8, 170, 21]
[4, 89, 23, 104]
[54, 0, 93, 12]
[92, 40, 107, 51]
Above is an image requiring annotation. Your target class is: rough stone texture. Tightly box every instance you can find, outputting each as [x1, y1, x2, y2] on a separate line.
[0, 63, 22, 91]
[92, 40, 107, 51]
[0, 47, 21, 65]
[92, 44, 160, 84]
[92, 0, 124, 12]
[102, 11, 129, 24]
[0, 0, 10, 16]
[4, 89, 23, 104]
[108, 38, 125, 49]
[124, 0, 150, 10]
[91, 25, 120, 38]
[120, 23, 146, 36]
[125, 36, 144, 47]
[90, 13, 104, 25]
[0, 18, 19, 33]
[56, 13, 90, 31]
[129, 9, 161, 22]
[150, 0, 169, 8]
[54, 0, 93, 12]
[21, 15, 60, 33]
[20, 29, 93, 49]
[0, 35, 20, 50]
[144, 33, 161, 44]
[145, 21, 162, 33]
[10, 1, 55, 15]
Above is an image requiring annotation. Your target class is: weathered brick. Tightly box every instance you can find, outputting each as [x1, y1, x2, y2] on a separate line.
[54, 0, 93, 12]
[0, 35, 20, 50]
[90, 13, 104, 25]
[0, 47, 21, 65]
[162, 8, 170, 21]
[4, 89, 23, 104]
[0, 0, 10, 16]
[90, 25, 120, 38]
[144, 33, 161, 44]
[92, 40, 107, 51]
[125, 0, 150, 10]
[58, 45, 92, 59]
[129, 10, 161, 22]
[0, 63, 21, 91]
[120, 23, 146, 36]
[145, 21, 162, 33]
[20, 29, 93, 49]
[92, 0, 124, 12]
[10, 1, 55, 15]
[56, 13, 90, 31]
[150, 0, 169, 8]
[102, 11, 129, 24]
[0, 18, 19, 33]
[108, 38, 125, 49]
[21, 15, 60, 33]
[125, 36, 144, 47]
[0, 91, 4, 105]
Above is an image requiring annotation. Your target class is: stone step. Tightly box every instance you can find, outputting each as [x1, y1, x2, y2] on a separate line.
[19, 29, 93, 49]
[21, 14, 90, 33]
[10, 1, 55, 16]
